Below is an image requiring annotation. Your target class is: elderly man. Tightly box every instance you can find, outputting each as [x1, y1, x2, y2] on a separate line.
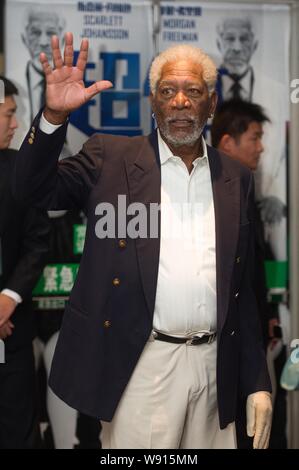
[216, 17, 258, 101]
[13, 34, 272, 449]
[22, 8, 66, 121]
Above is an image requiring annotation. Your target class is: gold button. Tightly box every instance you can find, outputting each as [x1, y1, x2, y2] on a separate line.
[30, 132, 35, 139]
[103, 320, 111, 328]
[28, 138, 34, 144]
[31, 126, 36, 133]
[236, 256, 241, 263]
[118, 239, 127, 249]
[112, 277, 120, 287]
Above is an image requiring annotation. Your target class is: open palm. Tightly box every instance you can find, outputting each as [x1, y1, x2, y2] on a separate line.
[40, 32, 112, 116]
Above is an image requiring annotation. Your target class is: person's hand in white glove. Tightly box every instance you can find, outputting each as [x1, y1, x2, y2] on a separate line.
[246, 391, 272, 449]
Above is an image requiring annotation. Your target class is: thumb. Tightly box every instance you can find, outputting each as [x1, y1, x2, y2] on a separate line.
[246, 395, 256, 437]
[85, 80, 113, 101]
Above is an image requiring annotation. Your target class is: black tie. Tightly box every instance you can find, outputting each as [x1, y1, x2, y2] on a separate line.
[230, 79, 242, 99]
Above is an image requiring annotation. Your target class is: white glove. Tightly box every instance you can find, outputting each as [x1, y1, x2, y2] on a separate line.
[246, 391, 273, 449]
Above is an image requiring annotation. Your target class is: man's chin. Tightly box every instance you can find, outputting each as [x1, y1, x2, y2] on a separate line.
[165, 134, 200, 147]
[226, 64, 248, 76]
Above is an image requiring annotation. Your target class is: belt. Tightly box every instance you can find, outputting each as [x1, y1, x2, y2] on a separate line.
[152, 331, 216, 346]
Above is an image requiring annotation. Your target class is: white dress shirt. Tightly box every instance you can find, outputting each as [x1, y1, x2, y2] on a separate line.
[152, 131, 216, 337]
[39, 117, 217, 337]
[222, 68, 253, 101]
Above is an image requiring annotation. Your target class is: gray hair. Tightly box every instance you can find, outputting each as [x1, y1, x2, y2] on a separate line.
[24, 7, 66, 33]
[149, 44, 217, 96]
[217, 17, 255, 38]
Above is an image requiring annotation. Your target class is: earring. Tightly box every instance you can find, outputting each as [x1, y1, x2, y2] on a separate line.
[209, 113, 214, 119]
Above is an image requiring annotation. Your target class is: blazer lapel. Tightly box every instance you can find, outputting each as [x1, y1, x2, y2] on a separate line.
[208, 146, 240, 333]
[125, 131, 161, 319]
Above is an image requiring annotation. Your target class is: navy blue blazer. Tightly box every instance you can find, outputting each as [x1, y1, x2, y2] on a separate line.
[13, 114, 271, 429]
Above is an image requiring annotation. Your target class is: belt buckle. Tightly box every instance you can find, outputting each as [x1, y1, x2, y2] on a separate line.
[150, 330, 158, 341]
[186, 336, 197, 346]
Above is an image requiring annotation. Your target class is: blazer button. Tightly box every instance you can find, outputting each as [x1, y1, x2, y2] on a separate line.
[234, 292, 239, 298]
[236, 256, 241, 263]
[112, 277, 120, 286]
[28, 138, 34, 144]
[104, 320, 111, 328]
[118, 239, 127, 249]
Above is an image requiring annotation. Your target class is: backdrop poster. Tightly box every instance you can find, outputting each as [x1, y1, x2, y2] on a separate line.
[5, 0, 154, 156]
[159, 2, 290, 280]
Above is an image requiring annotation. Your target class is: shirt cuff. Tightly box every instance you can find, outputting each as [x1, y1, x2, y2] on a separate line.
[1, 289, 23, 304]
[40, 113, 64, 135]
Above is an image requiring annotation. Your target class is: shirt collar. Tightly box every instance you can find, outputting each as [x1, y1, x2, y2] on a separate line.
[157, 129, 208, 167]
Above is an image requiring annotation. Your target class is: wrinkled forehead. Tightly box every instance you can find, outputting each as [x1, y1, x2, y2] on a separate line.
[26, 12, 61, 32]
[159, 60, 205, 83]
[220, 19, 253, 37]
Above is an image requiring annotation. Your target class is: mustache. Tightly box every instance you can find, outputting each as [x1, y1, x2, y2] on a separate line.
[166, 116, 197, 123]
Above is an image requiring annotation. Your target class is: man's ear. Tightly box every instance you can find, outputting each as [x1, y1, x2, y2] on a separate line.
[149, 91, 155, 111]
[218, 134, 235, 153]
[21, 33, 28, 49]
[252, 39, 258, 55]
[209, 91, 218, 115]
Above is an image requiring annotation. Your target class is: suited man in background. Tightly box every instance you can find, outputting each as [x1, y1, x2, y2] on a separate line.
[0, 76, 50, 448]
[211, 99, 287, 449]
[216, 17, 257, 102]
[22, 8, 66, 122]
[13, 36, 272, 449]
[216, 17, 288, 262]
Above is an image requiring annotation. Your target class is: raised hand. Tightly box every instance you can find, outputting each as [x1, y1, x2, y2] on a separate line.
[40, 32, 113, 124]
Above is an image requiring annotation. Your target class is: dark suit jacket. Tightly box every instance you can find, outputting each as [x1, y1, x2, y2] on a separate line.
[13, 116, 271, 429]
[0, 149, 50, 351]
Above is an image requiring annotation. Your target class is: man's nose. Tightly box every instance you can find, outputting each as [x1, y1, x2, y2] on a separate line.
[171, 91, 191, 108]
[232, 39, 242, 51]
[10, 115, 18, 130]
[39, 32, 50, 46]
[257, 140, 264, 154]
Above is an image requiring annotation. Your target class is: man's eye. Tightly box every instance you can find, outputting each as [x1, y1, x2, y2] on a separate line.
[161, 88, 174, 96]
[188, 88, 201, 96]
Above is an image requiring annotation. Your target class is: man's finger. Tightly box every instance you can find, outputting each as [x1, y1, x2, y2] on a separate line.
[246, 399, 256, 437]
[76, 38, 89, 72]
[253, 406, 272, 449]
[40, 52, 53, 76]
[253, 422, 266, 449]
[51, 35, 64, 69]
[262, 429, 271, 449]
[85, 80, 113, 101]
[260, 425, 271, 449]
[64, 32, 74, 67]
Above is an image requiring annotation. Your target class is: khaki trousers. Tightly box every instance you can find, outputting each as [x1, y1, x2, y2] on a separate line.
[101, 336, 236, 449]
